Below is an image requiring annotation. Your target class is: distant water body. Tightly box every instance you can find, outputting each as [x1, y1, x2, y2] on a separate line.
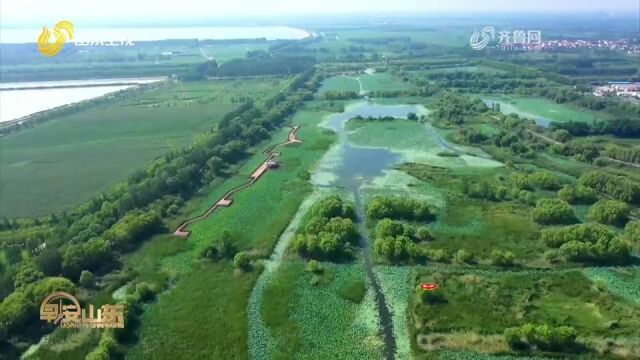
[0, 78, 165, 122]
[0, 26, 310, 43]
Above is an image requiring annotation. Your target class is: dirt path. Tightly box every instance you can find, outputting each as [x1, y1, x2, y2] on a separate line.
[173, 125, 302, 237]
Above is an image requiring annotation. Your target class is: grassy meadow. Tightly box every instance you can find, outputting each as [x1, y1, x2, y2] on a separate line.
[476, 94, 610, 124]
[411, 268, 640, 356]
[0, 78, 288, 218]
[125, 105, 336, 359]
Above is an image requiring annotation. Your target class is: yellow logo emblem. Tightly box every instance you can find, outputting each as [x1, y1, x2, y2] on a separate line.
[40, 291, 125, 328]
[37, 20, 74, 57]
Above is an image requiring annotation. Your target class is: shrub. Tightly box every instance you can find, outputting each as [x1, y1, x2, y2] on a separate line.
[588, 199, 630, 225]
[504, 327, 525, 349]
[305, 259, 324, 274]
[415, 227, 433, 242]
[136, 281, 158, 301]
[624, 221, 640, 243]
[528, 172, 561, 190]
[417, 286, 446, 304]
[338, 280, 366, 303]
[532, 198, 576, 225]
[558, 185, 598, 204]
[454, 249, 474, 264]
[491, 250, 515, 266]
[506, 323, 577, 351]
[79, 270, 95, 288]
[233, 252, 251, 270]
[366, 195, 434, 221]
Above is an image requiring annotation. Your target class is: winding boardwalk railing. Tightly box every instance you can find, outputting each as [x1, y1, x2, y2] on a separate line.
[173, 125, 302, 237]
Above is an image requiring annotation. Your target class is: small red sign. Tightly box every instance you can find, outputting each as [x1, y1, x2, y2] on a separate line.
[420, 283, 438, 291]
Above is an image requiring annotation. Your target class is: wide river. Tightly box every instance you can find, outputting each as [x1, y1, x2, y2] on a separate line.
[0, 77, 165, 122]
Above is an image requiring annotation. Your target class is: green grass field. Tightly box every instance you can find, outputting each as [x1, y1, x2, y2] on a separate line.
[125, 105, 336, 359]
[475, 94, 609, 124]
[360, 73, 413, 92]
[0, 78, 288, 218]
[318, 76, 361, 93]
[411, 268, 640, 355]
[260, 261, 382, 359]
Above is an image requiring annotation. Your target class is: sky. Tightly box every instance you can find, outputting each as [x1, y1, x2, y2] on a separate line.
[1, 0, 638, 27]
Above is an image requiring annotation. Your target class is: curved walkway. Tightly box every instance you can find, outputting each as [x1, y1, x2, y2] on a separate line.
[173, 125, 302, 237]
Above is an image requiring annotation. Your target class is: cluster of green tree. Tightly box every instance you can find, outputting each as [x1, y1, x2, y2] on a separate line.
[365, 196, 435, 222]
[322, 91, 359, 100]
[504, 324, 577, 352]
[373, 219, 434, 262]
[550, 139, 601, 163]
[541, 223, 631, 263]
[532, 198, 577, 225]
[463, 179, 536, 205]
[551, 118, 640, 138]
[0, 69, 321, 346]
[0, 277, 74, 341]
[424, 61, 640, 122]
[588, 199, 630, 225]
[578, 171, 640, 204]
[292, 195, 358, 260]
[557, 185, 598, 204]
[491, 250, 515, 266]
[602, 144, 640, 164]
[183, 56, 316, 80]
[350, 115, 397, 123]
[432, 91, 488, 124]
[625, 221, 640, 244]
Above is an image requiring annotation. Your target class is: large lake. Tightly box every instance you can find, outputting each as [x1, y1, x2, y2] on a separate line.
[0, 26, 310, 43]
[0, 77, 165, 122]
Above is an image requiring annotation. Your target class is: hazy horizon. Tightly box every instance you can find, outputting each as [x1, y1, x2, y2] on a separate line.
[1, 0, 638, 28]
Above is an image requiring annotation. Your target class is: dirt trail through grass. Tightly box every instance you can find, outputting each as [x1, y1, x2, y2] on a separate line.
[173, 125, 302, 237]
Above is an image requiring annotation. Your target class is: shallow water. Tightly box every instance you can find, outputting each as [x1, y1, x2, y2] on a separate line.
[320, 101, 426, 186]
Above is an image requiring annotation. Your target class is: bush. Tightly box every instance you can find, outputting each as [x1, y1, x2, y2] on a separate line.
[541, 223, 631, 263]
[624, 221, 640, 243]
[532, 198, 576, 225]
[528, 172, 561, 190]
[338, 280, 366, 303]
[491, 250, 515, 266]
[293, 195, 359, 260]
[79, 270, 95, 288]
[415, 227, 433, 242]
[417, 286, 446, 304]
[558, 185, 598, 204]
[504, 327, 525, 349]
[304, 259, 324, 274]
[135, 281, 158, 301]
[366, 196, 434, 221]
[588, 199, 630, 225]
[453, 249, 474, 264]
[233, 252, 251, 270]
[505, 323, 577, 351]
